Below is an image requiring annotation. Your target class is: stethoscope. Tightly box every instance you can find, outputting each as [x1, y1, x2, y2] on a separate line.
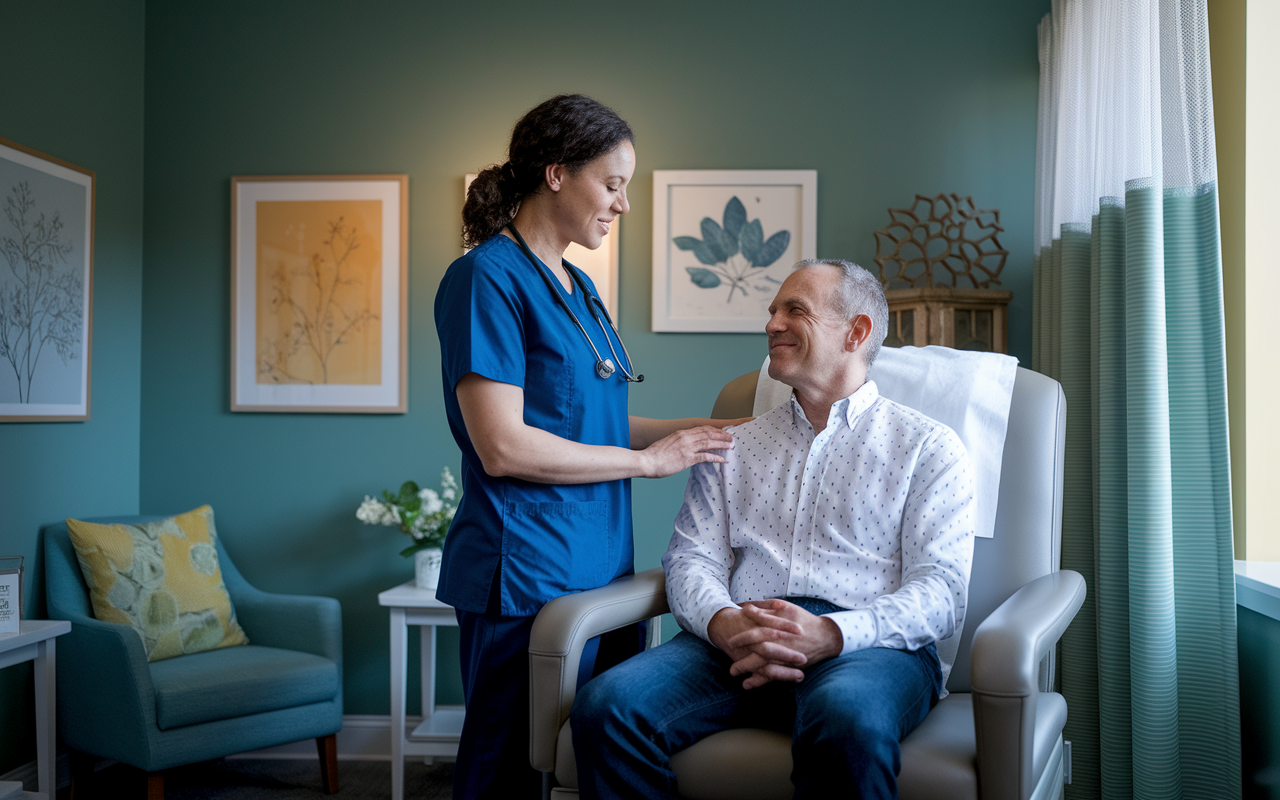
[508, 224, 643, 382]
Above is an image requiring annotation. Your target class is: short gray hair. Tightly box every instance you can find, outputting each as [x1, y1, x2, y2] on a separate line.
[792, 259, 889, 368]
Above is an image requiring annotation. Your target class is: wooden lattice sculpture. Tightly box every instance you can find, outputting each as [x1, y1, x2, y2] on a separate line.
[874, 194, 1012, 353]
[874, 194, 1008, 289]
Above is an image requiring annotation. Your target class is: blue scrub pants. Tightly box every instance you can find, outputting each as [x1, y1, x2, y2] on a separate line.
[570, 599, 943, 800]
[454, 604, 644, 799]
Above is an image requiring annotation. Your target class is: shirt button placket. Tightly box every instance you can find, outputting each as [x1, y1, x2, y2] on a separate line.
[791, 425, 831, 598]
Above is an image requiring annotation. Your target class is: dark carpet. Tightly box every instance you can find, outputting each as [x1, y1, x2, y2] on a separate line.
[65, 758, 454, 799]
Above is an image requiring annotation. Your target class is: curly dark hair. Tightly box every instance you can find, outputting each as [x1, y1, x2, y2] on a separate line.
[462, 94, 635, 249]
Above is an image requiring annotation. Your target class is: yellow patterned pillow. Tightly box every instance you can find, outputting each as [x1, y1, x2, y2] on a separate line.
[66, 506, 249, 662]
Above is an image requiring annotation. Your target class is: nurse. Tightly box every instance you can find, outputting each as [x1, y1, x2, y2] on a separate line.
[434, 94, 743, 798]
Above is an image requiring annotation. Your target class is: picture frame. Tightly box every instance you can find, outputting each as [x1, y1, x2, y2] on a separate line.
[0, 137, 94, 422]
[651, 170, 816, 333]
[464, 173, 619, 318]
[231, 175, 407, 413]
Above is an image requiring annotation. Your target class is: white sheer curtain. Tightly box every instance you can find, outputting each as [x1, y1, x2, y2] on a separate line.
[1034, 0, 1216, 251]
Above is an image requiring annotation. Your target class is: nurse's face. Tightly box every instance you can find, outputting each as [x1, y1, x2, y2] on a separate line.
[549, 140, 634, 251]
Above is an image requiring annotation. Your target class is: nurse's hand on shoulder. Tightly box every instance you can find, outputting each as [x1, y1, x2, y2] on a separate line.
[639, 426, 735, 478]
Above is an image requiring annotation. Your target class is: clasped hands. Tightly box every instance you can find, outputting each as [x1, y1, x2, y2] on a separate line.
[707, 600, 844, 690]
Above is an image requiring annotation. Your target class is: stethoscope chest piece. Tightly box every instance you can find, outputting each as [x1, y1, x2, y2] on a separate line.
[507, 224, 644, 383]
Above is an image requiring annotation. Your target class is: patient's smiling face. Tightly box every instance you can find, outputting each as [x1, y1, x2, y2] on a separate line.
[764, 265, 858, 396]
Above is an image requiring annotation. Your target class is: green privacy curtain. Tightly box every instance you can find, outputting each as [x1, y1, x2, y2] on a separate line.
[1033, 1, 1238, 798]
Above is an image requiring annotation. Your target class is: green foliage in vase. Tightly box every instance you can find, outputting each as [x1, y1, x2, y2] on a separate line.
[356, 467, 458, 555]
[673, 196, 791, 302]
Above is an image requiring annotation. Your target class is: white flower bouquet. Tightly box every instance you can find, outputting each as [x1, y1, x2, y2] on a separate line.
[357, 467, 459, 556]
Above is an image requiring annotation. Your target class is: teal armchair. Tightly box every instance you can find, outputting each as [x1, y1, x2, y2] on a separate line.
[43, 516, 343, 797]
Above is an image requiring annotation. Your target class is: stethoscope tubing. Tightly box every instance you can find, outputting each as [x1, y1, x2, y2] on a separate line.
[507, 224, 643, 383]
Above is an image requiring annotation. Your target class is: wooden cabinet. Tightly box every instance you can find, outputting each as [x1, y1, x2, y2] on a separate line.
[884, 287, 1012, 353]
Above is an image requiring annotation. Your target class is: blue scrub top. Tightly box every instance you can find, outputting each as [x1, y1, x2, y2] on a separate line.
[434, 235, 634, 617]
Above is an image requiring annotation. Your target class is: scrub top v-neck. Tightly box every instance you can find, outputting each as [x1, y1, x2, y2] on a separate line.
[434, 234, 633, 616]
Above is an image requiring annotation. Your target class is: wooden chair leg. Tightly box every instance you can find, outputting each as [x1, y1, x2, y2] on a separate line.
[316, 733, 339, 793]
[146, 771, 164, 800]
[68, 751, 94, 800]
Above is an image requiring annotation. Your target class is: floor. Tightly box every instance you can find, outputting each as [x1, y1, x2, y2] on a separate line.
[61, 758, 454, 799]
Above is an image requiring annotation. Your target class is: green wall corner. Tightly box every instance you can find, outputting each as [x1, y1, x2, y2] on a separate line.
[0, 0, 146, 775]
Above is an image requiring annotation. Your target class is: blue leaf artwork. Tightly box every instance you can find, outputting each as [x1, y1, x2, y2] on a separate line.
[673, 196, 791, 302]
[685, 268, 721, 288]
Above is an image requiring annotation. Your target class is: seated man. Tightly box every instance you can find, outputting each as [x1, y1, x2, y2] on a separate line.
[571, 259, 976, 800]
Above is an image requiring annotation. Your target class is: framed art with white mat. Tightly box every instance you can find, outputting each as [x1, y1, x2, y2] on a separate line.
[231, 175, 407, 413]
[651, 170, 815, 332]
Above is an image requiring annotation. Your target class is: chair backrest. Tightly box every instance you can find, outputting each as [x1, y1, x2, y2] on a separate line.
[44, 520, 96, 620]
[712, 366, 1065, 694]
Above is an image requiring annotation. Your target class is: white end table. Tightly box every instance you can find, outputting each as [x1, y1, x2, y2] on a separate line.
[0, 620, 71, 799]
[378, 582, 463, 800]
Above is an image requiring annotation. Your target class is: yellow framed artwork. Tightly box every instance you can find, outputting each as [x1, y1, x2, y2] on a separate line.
[230, 175, 407, 413]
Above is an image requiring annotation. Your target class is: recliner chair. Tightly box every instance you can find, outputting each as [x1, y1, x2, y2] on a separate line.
[44, 517, 344, 798]
[529, 365, 1084, 800]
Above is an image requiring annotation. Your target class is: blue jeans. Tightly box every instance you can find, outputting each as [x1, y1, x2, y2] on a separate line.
[571, 599, 943, 800]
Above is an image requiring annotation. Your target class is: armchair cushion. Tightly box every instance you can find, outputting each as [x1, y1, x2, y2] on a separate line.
[66, 506, 249, 661]
[151, 643, 339, 730]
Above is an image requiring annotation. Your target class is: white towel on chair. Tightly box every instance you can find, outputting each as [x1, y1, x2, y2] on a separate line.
[753, 345, 1018, 539]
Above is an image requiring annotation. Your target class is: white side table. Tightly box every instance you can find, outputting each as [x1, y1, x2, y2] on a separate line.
[0, 620, 71, 799]
[378, 582, 463, 800]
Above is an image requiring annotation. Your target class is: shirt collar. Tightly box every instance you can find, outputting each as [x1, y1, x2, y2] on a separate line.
[788, 380, 880, 432]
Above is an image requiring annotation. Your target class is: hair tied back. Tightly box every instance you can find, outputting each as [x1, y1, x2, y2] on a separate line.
[460, 94, 634, 249]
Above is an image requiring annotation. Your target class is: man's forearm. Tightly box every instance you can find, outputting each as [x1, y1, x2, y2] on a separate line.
[825, 571, 962, 653]
[662, 460, 739, 641]
[665, 567, 736, 642]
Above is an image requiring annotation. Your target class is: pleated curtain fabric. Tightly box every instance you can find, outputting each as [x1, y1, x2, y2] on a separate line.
[1033, 2, 1239, 798]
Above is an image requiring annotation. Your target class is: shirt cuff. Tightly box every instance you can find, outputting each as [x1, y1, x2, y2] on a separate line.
[826, 609, 878, 655]
[691, 601, 740, 643]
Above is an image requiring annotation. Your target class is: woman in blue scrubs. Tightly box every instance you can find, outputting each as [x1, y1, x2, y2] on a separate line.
[434, 95, 742, 798]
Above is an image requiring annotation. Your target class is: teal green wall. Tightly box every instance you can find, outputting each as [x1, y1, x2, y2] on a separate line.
[1240, 606, 1280, 798]
[139, 0, 1047, 715]
[0, 1, 146, 773]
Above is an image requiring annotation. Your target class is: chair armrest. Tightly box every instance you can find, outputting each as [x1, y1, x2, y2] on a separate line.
[970, 570, 1086, 800]
[528, 568, 669, 772]
[48, 606, 158, 761]
[229, 586, 343, 668]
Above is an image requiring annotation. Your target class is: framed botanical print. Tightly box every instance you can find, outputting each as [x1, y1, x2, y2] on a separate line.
[0, 136, 94, 422]
[651, 170, 816, 333]
[231, 175, 407, 413]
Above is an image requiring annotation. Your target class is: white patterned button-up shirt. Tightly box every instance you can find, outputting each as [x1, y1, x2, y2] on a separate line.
[663, 380, 976, 665]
